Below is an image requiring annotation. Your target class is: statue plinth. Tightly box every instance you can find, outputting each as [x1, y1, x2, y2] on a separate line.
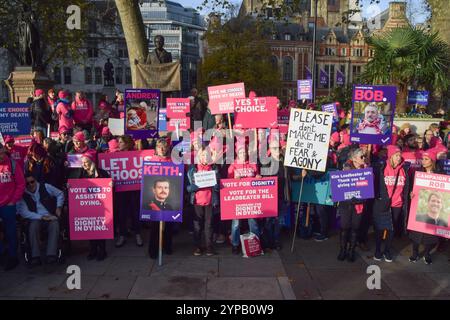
[5, 67, 54, 103]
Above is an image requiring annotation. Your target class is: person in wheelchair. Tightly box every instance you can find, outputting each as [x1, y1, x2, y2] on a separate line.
[16, 173, 64, 266]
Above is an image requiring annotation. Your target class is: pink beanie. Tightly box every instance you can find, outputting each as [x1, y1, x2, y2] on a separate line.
[422, 150, 437, 162]
[73, 131, 85, 142]
[387, 145, 401, 159]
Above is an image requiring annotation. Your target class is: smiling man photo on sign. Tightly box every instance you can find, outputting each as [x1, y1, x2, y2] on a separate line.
[416, 192, 448, 227]
[356, 103, 387, 135]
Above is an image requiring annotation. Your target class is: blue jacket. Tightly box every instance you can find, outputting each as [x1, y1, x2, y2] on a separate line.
[186, 164, 220, 206]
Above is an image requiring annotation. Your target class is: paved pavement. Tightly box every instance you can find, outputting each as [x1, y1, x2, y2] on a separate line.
[0, 228, 448, 300]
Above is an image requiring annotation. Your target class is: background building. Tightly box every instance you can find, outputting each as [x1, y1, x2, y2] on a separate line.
[141, 0, 206, 96]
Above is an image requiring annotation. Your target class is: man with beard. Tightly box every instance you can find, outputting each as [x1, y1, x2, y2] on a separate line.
[356, 103, 387, 135]
[416, 193, 448, 227]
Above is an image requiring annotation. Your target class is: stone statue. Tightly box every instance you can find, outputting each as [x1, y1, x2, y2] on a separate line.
[103, 58, 115, 87]
[146, 35, 173, 64]
[18, 4, 41, 69]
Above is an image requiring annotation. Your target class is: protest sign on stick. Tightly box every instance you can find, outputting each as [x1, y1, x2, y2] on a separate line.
[234, 97, 277, 129]
[0, 103, 31, 136]
[207, 83, 245, 115]
[284, 109, 333, 172]
[350, 85, 396, 145]
[124, 89, 160, 139]
[407, 172, 450, 239]
[68, 178, 114, 240]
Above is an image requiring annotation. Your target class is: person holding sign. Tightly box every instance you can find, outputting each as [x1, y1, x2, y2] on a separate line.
[187, 146, 220, 256]
[74, 150, 111, 261]
[409, 151, 443, 265]
[337, 147, 368, 262]
[372, 145, 410, 262]
[227, 144, 262, 255]
[148, 138, 174, 259]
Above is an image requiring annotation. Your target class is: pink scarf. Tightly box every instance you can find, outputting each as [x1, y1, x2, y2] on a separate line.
[357, 118, 381, 134]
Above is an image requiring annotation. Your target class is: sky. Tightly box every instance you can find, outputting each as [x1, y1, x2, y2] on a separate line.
[176, 0, 429, 24]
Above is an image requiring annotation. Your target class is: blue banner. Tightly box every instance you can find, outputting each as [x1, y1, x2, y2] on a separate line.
[408, 90, 429, 105]
[291, 169, 334, 206]
[0, 103, 31, 136]
[320, 68, 328, 85]
[305, 66, 312, 80]
[336, 69, 345, 86]
[158, 108, 167, 132]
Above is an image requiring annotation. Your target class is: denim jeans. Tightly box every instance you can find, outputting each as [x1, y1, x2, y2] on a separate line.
[0, 205, 18, 258]
[231, 218, 260, 247]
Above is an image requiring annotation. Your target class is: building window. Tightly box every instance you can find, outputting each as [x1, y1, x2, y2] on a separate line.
[283, 56, 293, 81]
[324, 64, 335, 87]
[54, 67, 61, 84]
[94, 67, 102, 85]
[325, 48, 336, 56]
[63, 67, 71, 84]
[87, 41, 99, 58]
[118, 41, 128, 58]
[270, 56, 278, 71]
[352, 48, 363, 57]
[85, 67, 92, 84]
[272, 32, 277, 40]
[369, 49, 375, 57]
[116, 67, 123, 84]
[341, 48, 347, 56]
[125, 67, 132, 84]
[88, 19, 97, 33]
[284, 33, 291, 41]
[328, 0, 336, 5]
[352, 65, 362, 80]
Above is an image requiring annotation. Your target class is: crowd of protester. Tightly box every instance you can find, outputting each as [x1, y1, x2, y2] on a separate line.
[0, 87, 449, 271]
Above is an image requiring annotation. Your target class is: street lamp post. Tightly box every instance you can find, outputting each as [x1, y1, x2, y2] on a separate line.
[311, 0, 319, 102]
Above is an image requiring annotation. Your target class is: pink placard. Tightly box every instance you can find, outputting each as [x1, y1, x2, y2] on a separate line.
[277, 109, 290, 134]
[68, 178, 114, 240]
[167, 117, 190, 131]
[220, 177, 278, 220]
[166, 98, 190, 118]
[234, 97, 278, 129]
[208, 83, 246, 115]
[403, 150, 423, 170]
[407, 172, 450, 239]
[98, 149, 155, 192]
[15, 135, 33, 147]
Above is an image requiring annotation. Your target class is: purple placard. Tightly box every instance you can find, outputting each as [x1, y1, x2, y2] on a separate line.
[67, 154, 83, 168]
[139, 161, 184, 223]
[322, 103, 338, 120]
[440, 160, 450, 175]
[297, 80, 312, 100]
[330, 168, 375, 202]
[350, 85, 396, 145]
[124, 89, 160, 139]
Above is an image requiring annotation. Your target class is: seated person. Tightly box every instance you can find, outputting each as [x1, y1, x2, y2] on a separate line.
[16, 173, 64, 266]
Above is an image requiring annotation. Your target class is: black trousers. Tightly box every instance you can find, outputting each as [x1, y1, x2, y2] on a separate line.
[148, 221, 173, 257]
[193, 205, 213, 249]
[89, 240, 105, 253]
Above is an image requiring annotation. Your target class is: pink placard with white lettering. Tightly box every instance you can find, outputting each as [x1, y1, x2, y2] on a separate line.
[166, 98, 190, 118]
[234, 97, 278, 129]
[167, 117, 190, 131]
[208, 83, 246, 115]
[98, 149, 155, 192]
[68, 178, 114, 240]
[407, 172, 450, 239]
[220, 177, 278, 220]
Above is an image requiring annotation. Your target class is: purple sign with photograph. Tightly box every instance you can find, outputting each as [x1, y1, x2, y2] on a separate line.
[350, 85, 397, 145]
[330, 168, 375, 202]
[297, 80, 313, 100]
[67, 154, 83, 168]
[124, 89, 160, 139]
[139, 161, 184, 223]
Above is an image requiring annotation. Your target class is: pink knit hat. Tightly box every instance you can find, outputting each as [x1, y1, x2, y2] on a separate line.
[58, 90, 69, 99]
[73, 131, 85, 142]
[387, 145, 401, 159]
[422, 150, 437, 162]
[34, 89, 45, 97]
[82, 149, 96, 162]
[108, 139, 119, 153]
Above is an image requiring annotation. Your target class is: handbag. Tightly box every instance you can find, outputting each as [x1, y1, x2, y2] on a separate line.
[374, 166, 401, 231]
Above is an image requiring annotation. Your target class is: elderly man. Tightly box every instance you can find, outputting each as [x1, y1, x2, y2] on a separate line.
[416, 193, 448, 227]
[356, 103, 386, 135]
[16, 173, 64, 266]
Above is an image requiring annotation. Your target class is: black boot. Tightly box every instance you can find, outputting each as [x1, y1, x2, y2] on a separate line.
[97, 241, 107, 261]
[337, 230, 348, 261]
[347, 231, 358, 262]
[87, 241, 97, 260]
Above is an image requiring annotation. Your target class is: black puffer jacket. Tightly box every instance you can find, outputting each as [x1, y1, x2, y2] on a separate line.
[30, 96, 52, 129]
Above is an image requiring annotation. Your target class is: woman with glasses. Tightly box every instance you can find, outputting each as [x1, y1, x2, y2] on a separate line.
[337, 147, 368, 262]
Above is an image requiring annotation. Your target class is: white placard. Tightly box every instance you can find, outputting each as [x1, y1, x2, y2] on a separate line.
[284, 109, 333, 172]
[0, 132, 4, 145]
[194, 171, 217, 189]
[108, 118, 125, 136]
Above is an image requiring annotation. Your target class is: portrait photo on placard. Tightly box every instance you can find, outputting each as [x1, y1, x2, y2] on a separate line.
[352, 101, 392, 136]
[126, 98, 159, 131]
[141, 175, 182, 212]
[415, 189, 449, 228]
